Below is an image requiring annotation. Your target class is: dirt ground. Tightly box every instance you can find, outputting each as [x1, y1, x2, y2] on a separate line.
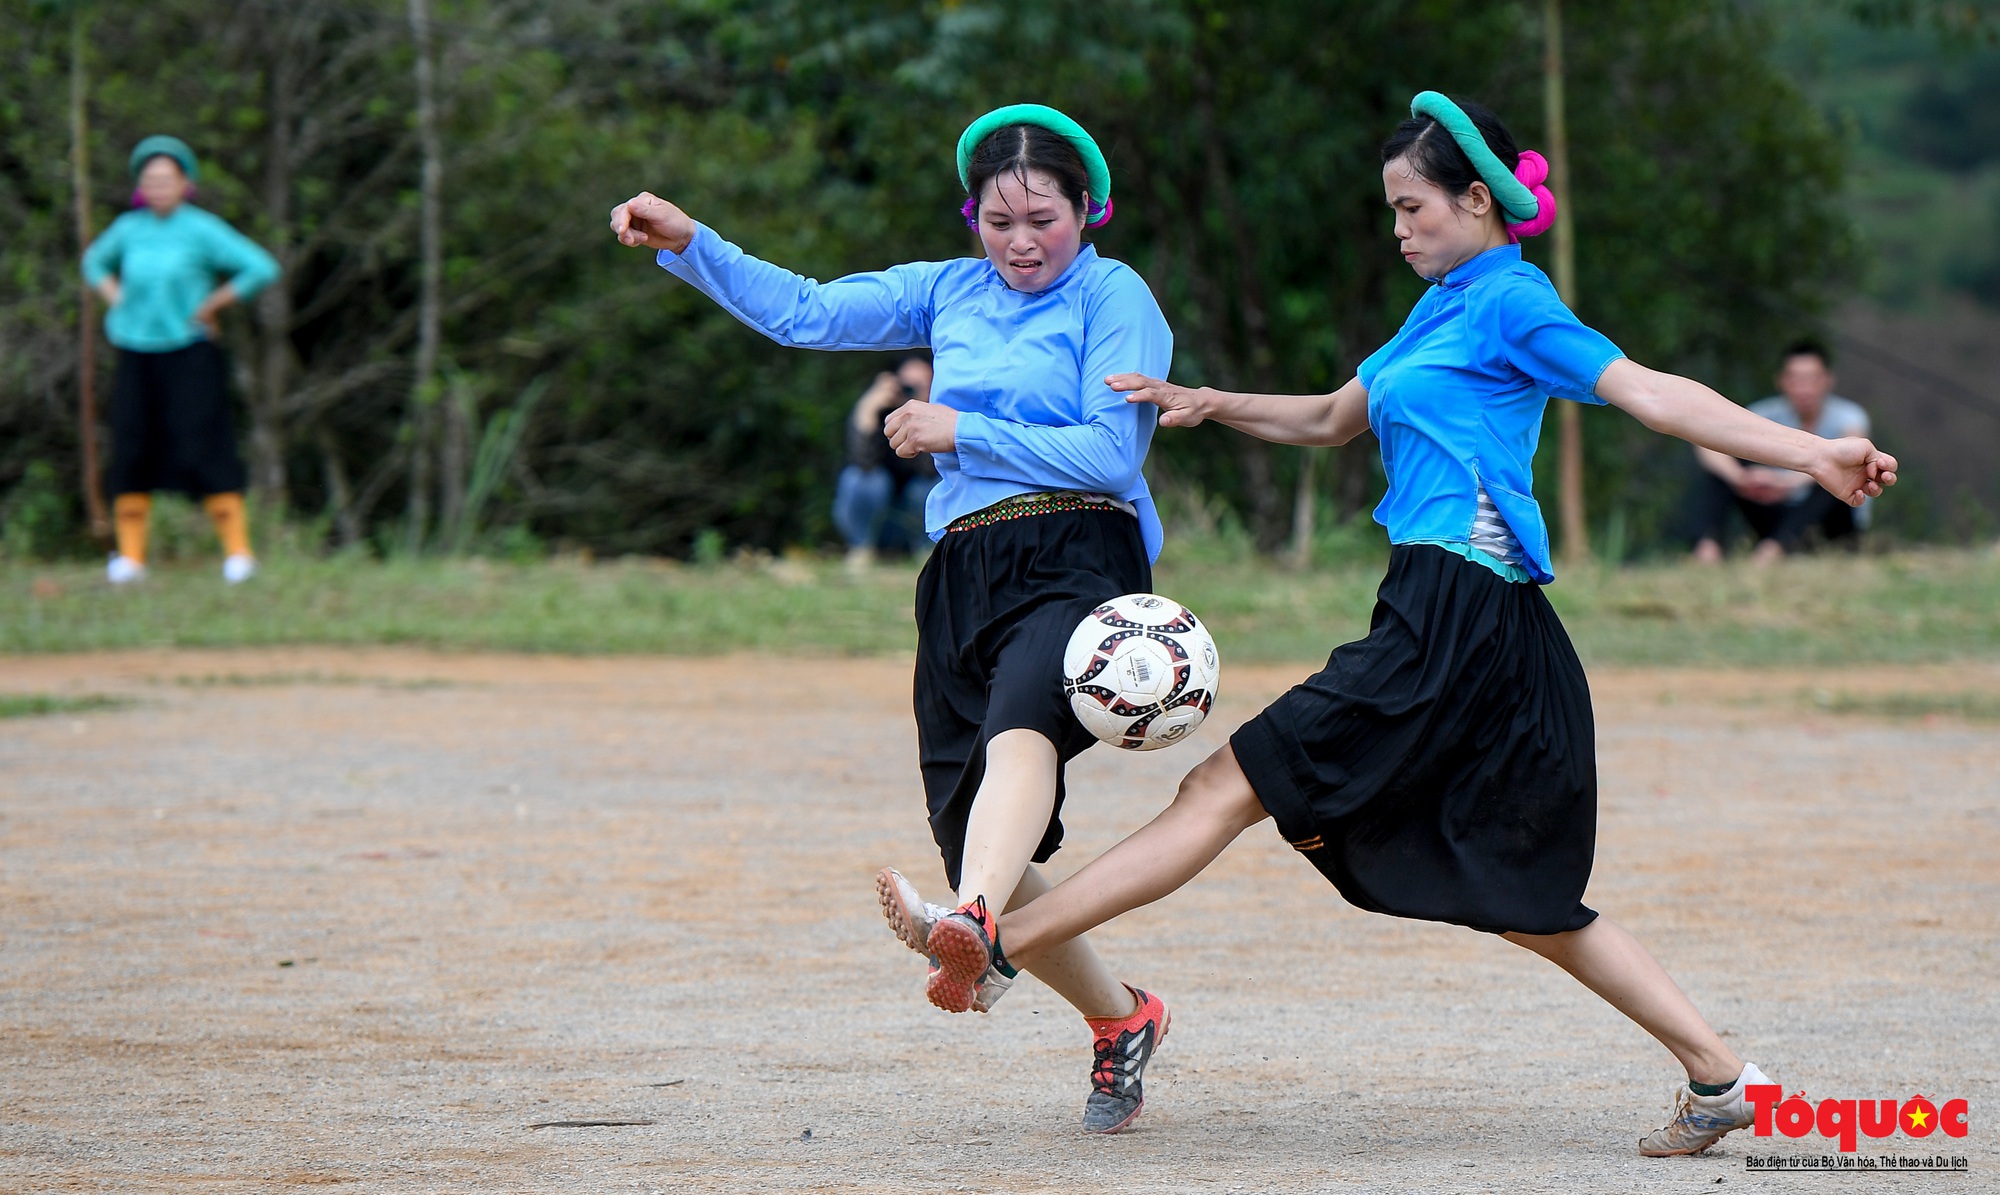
[1, 649, 1995, 1194]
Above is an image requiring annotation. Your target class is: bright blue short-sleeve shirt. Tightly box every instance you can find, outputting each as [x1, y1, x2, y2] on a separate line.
[656, 226, 1172, 560]
[1357, 245, 1622, 584]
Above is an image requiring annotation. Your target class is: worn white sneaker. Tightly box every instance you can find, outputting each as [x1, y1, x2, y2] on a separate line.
[875, 867, 952, 956]
[1639, 1061, 1772, 1157]
[222, 554, 257, 584]
[874, 867, 1012, 1013]
[106, 554, 147, 584]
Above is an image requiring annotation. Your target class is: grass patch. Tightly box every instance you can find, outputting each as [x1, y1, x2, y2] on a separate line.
[165, 671, 461, 689]
[0, 693, 136, 718]
[2, 546, 1996, 666]
[1799, 688, 2000, 720]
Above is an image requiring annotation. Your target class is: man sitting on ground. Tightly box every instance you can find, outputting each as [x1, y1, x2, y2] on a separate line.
[1689, 339, 1871, 564]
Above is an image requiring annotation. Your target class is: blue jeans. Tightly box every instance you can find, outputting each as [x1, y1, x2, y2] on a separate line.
[835, 467, 933, 553]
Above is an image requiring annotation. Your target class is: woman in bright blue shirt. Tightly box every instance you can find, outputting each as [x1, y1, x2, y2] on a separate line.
[81, 136, 279, 585]
[611, 105, 1173, 1133]
[933, 94, 1899, 1154]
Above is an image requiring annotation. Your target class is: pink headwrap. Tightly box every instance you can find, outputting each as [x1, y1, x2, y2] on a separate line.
[1505, 151, 1557, 242]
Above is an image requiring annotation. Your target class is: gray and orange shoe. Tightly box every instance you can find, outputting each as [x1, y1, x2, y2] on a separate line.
[924, 895, 1019, 1014]
[1082, 986, 1170, 1134]
[877, 871, 1015, 1013]
[1637, 1062, 1773, 1156]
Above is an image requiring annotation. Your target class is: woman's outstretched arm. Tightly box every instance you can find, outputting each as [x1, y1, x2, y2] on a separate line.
[1595, 358, 1896, 506]
[609, 190, 935, 352]
[1108, 373, 1371, 447]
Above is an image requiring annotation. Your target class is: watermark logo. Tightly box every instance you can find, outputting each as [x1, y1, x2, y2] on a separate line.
[1747, 1085, 1968, 1153]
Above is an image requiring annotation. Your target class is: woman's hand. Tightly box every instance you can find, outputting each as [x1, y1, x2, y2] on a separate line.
[190, 283, 239, 337]
[1810, 437, 1898, 506]
[609, 192, 696, 254]
[1107, 373, 1211, 427]
[885, 399, 957, 457]
[97, 278, 122, 308]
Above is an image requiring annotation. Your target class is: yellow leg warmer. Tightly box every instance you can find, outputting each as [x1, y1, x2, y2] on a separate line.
[113, 493, 152, 565]
[202, 492, 253, 559]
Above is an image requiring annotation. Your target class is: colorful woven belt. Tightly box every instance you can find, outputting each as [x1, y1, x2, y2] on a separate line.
[945, 490, 1133, 533]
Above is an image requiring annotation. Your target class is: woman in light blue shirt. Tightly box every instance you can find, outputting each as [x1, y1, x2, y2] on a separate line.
[933, 94, 1900, 1154]
[81, 136, 279, 585]
[611, 105, 1173, 1132]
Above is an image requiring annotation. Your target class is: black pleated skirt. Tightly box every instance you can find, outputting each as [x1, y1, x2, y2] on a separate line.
[913, 506, 1151, 891]
[106, 341, 248, 500]
[1231, 544, 1599, 935]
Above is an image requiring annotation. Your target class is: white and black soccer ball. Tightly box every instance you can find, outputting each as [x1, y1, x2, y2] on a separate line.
[1063, 593, 1221, 751]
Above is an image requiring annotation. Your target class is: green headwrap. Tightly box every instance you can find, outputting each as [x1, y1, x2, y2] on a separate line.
[128, 135, 199, 183]
[955, 103, 1113, 226]
[1408, 92, 1536, 223]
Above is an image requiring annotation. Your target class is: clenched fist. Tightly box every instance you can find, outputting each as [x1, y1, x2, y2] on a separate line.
[609, 192, 696, 254]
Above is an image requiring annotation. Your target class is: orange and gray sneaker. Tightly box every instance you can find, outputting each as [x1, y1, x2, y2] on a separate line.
[1082, 985, 1170, 1134]
[877, 870, 1014, 1013]
[1638, 1062, 1773, 1156]
[924, 894, 1018, 1014]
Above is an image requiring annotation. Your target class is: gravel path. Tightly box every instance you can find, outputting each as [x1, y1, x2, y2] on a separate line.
[2, 649, 1994, 1192]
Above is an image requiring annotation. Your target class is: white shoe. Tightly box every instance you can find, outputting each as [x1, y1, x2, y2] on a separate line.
[222, 554, 257, 584]
[106, 554, 147, 584]
[875, 867, 953, 956]
[1638, 1061, 1772, 1156]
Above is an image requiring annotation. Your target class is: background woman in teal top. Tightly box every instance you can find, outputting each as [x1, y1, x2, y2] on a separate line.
[80, 135, 279, 585]
[929, 94, 1899, 1156]
[611, 105, 1175, 1133]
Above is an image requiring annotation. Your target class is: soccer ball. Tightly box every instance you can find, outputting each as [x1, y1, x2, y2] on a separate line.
[1063, 593, 1221, 751]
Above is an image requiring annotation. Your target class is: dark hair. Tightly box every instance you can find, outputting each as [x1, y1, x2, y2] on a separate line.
[964, 124, 1091, 220]
[1380, 97, 1520, 200]
[1780, 338, 1833, 369]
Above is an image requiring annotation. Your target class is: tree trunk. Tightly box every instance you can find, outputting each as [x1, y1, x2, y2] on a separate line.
[1287, 447, 1319, 568]
[1337, 441, 1374, 519]
[1193, 58, 1287, 552]
[251, 10, 299, 510]
[70, 6, 106, 538]
[403, 0, 445, 554]
[316, 425, 361, 547]
[1544, 0, 1590, 563]
[440, 372, 470, 552]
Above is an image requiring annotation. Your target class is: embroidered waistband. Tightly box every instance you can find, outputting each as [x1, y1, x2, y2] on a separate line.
[945, 490, 1137, 533]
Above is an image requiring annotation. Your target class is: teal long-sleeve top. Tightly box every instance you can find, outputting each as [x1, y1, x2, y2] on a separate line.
[81, 205, 280, 353]
[657, 224, 1173, 561]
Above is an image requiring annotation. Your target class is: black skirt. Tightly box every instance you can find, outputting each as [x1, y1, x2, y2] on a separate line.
[1230, 544, 1599, 936]
[106, 341, 248, 500]
[914, 506, 1151, 891]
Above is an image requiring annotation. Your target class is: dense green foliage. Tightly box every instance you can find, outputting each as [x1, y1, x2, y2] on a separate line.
[2, 1, 1865, 561]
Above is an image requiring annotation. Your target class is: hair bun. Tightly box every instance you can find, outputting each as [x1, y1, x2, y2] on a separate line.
[1512, 150, 1548, 189]
[1506, 150, 1557, 240]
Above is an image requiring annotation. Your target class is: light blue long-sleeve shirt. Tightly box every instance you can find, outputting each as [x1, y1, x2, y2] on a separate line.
[81, 205, 280, 353]
[656, 225, 1173, 560]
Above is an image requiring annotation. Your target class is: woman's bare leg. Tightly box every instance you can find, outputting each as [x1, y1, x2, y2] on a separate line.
[947, 730, 1139, 1018]
[1000, 745, 1269, 968]
[1005, 866, 1132, 1019]
[953, 728, 1062, 915]
[979, 736, 1744, 1085]
[1503, 917, 1743, 1085]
